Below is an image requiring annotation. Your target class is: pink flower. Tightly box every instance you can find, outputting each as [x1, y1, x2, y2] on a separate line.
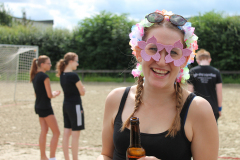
[132, 51, 136, 56]
[155, 10, 164, 14]
[136, 24, 144, 36]
[192, 41, 198, 50]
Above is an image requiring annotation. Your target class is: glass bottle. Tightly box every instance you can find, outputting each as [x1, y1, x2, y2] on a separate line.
[126, 117, 146, 160]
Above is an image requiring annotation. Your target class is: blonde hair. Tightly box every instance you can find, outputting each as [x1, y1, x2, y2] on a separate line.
[30, 55, 49, 82]
[56, 52, 78, 77]
[121, 20, 185, 137]
[196, 49, 211, 61]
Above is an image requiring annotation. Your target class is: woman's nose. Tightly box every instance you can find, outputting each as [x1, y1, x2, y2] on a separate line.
[156, 50, 167, 66]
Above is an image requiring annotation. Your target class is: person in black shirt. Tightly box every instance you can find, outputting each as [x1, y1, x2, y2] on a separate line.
[30, 55, 61, 160]
[187, 49, 223, 121]
[97, 9, 219, 160]
[56, 52, 85, 160]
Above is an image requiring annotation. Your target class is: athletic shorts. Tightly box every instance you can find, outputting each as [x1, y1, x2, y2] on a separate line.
[63, 103, 85, 131]
[35, 107, 54, 118]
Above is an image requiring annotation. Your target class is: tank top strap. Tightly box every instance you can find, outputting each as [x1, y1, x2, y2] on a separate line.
[180, 93, 196, 127]
[114, 86, 131, 123]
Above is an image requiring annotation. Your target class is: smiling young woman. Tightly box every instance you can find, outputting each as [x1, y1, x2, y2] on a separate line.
[97, 9, 218, 160]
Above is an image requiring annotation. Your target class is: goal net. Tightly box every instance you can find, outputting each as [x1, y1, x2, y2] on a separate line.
[0, 44, 38, 105]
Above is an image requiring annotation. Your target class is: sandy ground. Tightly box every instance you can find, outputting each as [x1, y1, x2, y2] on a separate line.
[0, 82, 240, 160]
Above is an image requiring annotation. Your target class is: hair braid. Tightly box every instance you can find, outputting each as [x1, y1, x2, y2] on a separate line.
[166, 82, 183, 137]
[121, 76, 144, 132]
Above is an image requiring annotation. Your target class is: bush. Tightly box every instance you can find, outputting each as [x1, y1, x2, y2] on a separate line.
[72, 11, 136, 69]
[0, 25, 72, 67]
[189, 11, 240, 71]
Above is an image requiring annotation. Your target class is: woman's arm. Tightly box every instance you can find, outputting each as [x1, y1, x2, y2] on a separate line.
[44, 78, 60, 98]
[97, 88, 126, 160]
[76, 81, 85, 96]
[190, 97, 219, 160]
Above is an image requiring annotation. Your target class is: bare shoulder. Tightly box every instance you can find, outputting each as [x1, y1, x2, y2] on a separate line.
[106, 87, 127, 104]
[188, 95, 215, 124]
[104, 86, 136, 125]
[105, 87, 130, 113]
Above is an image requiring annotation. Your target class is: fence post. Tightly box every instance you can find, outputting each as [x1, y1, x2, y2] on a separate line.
[124, 72, 126, 82]
[82, 72, 84, 81]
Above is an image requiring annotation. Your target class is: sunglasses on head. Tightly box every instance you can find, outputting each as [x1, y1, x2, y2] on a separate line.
[145, 12, 187, 26]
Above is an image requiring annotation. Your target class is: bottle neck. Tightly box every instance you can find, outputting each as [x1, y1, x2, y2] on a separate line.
[130, 122, 141, 147]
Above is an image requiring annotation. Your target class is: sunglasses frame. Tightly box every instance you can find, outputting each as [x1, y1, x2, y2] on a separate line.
[145, 12, 187, 26]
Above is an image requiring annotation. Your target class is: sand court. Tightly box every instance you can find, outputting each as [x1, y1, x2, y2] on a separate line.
[0, 82, 239, 160]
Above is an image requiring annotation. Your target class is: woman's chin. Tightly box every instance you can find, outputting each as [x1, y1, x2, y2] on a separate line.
[145, 78, 168, 89]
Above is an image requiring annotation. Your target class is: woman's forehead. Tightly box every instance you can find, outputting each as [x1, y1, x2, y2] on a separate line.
[145, 27, 184, 45]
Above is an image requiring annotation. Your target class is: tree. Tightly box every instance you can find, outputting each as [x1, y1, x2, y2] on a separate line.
[189, 11, 240, 71]
[0, 3, 12, 26]
[72, 11, 136, 69]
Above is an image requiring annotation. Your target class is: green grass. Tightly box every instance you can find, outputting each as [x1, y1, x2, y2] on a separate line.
[221, 74, 240, 84]
[46, 72, 136, 83]
[44, 72, 240, 84]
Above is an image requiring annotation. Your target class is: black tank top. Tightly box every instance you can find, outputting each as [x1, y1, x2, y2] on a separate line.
[113, 87, 195, 160]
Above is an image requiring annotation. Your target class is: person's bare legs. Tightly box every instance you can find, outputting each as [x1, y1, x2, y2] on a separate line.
[63, 128, 72, 160]
[44, 115, 60, 159]
[39, 118, 49, 160]
[72, 131, 80, 160]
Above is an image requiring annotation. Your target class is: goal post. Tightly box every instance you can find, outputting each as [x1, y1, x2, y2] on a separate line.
[0, 44, 38, 104]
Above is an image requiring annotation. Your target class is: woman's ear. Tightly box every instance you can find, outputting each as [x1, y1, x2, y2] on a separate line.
[135, 46, 142, 62]
[180, 56, 190, 68]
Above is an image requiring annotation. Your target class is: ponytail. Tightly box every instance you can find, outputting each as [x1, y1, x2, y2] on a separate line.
[56, 59, 66, 77]
[56, 52, 78, 77]
[30, 58, 38, 82]
[29, 55, 49, 82]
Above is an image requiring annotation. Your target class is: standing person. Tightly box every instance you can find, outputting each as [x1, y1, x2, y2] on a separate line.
[56, 52, 85, 160]
[187, 49, 223, 121]
[30, 55, 61, 160]
[97, 9, 219, 160]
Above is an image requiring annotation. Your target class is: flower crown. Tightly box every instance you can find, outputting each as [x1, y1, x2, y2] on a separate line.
[130, 9, 198, 83]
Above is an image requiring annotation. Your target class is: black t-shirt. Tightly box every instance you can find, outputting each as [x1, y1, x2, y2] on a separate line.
[187, 65, 222, 114]
[32, 72, 51, 109]
[60, 72, 81, 104]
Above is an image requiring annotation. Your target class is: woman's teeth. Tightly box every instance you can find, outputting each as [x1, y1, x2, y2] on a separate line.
[152, 68, 168, 74]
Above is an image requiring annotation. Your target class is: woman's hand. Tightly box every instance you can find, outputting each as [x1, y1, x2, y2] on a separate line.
[52, 90, 61, 97]
[138, 156, 160, 160]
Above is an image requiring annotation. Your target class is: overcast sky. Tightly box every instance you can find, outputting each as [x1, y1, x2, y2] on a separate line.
[1, 0, 239, 30]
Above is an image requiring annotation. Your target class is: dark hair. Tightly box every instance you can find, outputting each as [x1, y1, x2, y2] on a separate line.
[30, 55, 49, 82]
[56, 52, 78, 77]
